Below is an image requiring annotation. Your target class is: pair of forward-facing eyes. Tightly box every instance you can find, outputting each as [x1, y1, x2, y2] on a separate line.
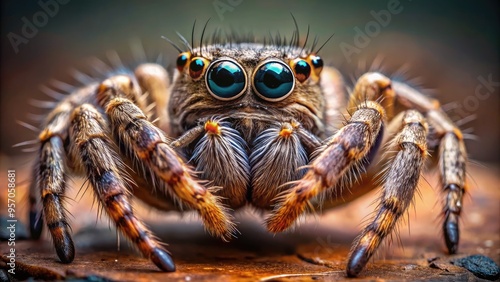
[176, 52, 324, 102]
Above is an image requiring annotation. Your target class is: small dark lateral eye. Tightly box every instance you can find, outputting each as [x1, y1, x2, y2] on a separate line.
[176, 52, 190, 72]
[293, 60, 311, 83]
[307, 55, 324, 78]
[310, 55, 323, 69]
[189, 58, 208, 79]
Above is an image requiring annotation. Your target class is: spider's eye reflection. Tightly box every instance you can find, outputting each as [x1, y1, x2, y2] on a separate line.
[206, 60, 246, 100]
[253, 61, 294, 101]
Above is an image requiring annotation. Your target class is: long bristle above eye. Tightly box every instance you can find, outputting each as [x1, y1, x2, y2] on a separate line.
[310, 35, 319, 54]
[172, 19, 324, 59]
[314, 33, 335, 54]
[176, 31, 192, 53]
[161, 36, 183, 53]
[300, 25, 310, 55]
[290, 13, 300, 47]
[191, 19, 197, 54]
[199, 18, 211, 55]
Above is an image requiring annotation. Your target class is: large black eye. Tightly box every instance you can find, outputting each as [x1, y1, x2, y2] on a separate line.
[206, 60, 246, 100]
[253, 61, 294, 101]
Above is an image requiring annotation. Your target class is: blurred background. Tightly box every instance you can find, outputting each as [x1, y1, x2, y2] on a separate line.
[0, 0, 498, 163]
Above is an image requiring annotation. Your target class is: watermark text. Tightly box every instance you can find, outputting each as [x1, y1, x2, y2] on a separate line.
[6, 170, 17, 275]
[7, 0, 70, 54]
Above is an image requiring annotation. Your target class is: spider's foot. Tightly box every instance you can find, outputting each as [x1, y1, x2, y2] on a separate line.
[442, 183, 463, 254]
[266, 178, 319, 233]
[151, 248, 176, 272]
[346, 244, 370, 277]
[53, 229, 75, 263]
[443, 214, 460, 254]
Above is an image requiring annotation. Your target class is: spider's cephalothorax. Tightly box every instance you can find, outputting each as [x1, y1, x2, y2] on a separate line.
[28, 32, 468, 277]
[168, 44, 328, 210]
[170, 44, 325, 138]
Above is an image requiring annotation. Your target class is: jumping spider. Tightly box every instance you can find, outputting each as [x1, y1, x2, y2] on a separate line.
[27, 24, 467, 277]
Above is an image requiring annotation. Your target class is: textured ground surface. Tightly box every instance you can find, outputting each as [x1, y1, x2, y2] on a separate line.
[0, 157, 499, 281]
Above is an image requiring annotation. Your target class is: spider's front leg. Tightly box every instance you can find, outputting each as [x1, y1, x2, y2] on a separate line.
[68, 103, 175, 271]
[266, 74, 391, 232]
[98, 75, 236, 241]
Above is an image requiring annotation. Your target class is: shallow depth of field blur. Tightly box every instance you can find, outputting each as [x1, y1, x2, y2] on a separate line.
[0, 1, 498, 279]
[1, 1, 499, 163]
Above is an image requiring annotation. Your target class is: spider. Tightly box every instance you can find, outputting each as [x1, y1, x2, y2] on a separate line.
[26, 23, 468, 277]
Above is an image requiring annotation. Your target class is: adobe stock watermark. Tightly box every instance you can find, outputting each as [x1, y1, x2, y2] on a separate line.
[7, 0, 70, 54]
[445, 74, 500, 121]
[213, 0, 243, 21]
[340, 0, 406, 63]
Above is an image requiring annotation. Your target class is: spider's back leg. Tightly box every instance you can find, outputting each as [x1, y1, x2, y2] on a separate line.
[38, 135, 74, 263]
[347, 109, 428, 276]
[134, 63, 171, 132]
[31, 84, 98, 263]
[393, 81, 468, 254]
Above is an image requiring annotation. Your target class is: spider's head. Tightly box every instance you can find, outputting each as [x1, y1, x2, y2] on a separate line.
[169, 43, 326, 139]
[175, 44, 324, 99]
